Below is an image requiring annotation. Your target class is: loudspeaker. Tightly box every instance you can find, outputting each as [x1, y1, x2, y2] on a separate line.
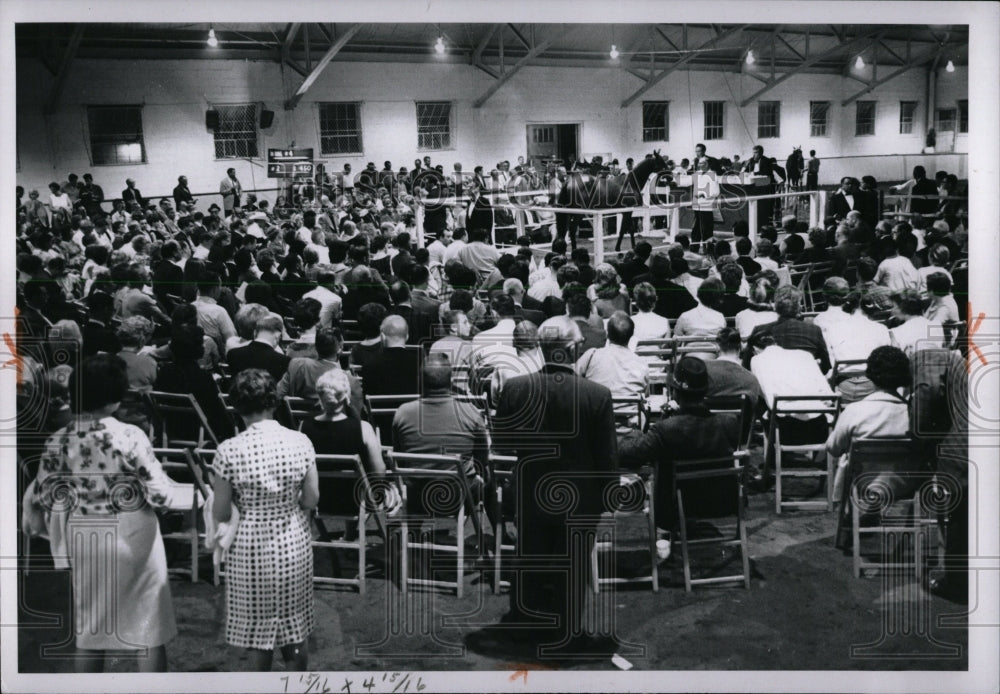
[205, 109, 220, 131]
[259, 109, 275, 129]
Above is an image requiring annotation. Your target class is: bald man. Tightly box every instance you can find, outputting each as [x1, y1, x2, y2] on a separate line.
[360, 315, 421, 395]
[487, 315, 620, 656]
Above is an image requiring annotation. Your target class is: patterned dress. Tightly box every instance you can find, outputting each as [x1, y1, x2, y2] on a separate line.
[212, 420, 316, 650]
[33, 416, 179, 650]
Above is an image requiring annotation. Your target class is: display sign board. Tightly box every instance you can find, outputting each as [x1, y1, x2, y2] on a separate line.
[267, 149, 314, 178]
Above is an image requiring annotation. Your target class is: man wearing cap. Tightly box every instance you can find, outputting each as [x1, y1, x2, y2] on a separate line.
[618, 355, 742, 527]
[220, 168, 242, 215]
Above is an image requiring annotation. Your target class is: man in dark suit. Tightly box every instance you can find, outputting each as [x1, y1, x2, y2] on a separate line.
[827, 177, 878, 229]
[408, 265, 443, 346]
[632, 253, 698, 320]
[172, 175, 196, 210]
[388, 280, 419, 345]
[360, 315, 422, 395]
[617, 241, 652, 289]
[121, 178, 145, 210]
[746, 285, 831, 373]
[488, 315, 619, 656]
[564, 285, 607, 353]
[151, 240, 186, 312]
[743, 145, 775, 231]
[717, 262, 750, 318]
[226, 314, 291, 382]
[504, 278, 545, 326]
[82, 292, 121, 358]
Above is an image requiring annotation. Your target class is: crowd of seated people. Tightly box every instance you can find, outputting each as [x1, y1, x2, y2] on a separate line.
[15, 154, 970, 606]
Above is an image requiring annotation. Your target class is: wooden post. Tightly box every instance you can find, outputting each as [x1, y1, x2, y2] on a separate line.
[670, 205, 680, 243]
[415, 201, 425, 249]
[593, 212, 605, 266]
[748, 200, 758, 247]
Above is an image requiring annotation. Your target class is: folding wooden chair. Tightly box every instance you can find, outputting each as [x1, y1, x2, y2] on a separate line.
[805, 261, 835, 312]
[705, 393, 754, 452]
[191, 448, 225, 585]
[311, 454, 394, 594]
[145, 391, 221, 450]
[366, 394, 421, 448]
[673, 451, 751, 592]
[765, 395, 842, 514]
[218, 393, 246, 433]
[489, 453, 518, 594]
[385, 451, 485, 598]
[282, 395, 322, 431]
[612, 394, 648, 433]
[154, 447, 211, 584]
[845, 438, 937, 582]
[592, 463, 659, 593]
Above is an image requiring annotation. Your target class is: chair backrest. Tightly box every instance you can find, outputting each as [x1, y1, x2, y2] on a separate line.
[704, 393, 753, 450]
[313, 453, 366, 514]
[672, 451, 749, 518]
[218, 393, 246, 433]
[283, 396, 322, 431]
[153, 447, 211, 499]
[366, 394, 421, 447]
[385, 451, 482, 534]
[146, 391, 221, 449]
[830, 359, 869, 387]
[847, 437, 928, 506]
[772, 394, 841, 418]
[612, 395, 646, 429]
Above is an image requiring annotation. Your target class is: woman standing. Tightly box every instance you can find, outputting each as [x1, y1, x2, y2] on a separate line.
[212, 369, 319, 671]
[31, 354, 179, 672]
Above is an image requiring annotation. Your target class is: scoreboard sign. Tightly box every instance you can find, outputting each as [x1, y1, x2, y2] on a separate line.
[267, 148, 314, 178]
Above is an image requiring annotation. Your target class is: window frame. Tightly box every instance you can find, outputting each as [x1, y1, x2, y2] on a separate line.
[957, 99, 968, 133]
[641, 101, 670, 142]
[415, 101, 455, 152]
[855, 100, 877, 137]
[936, 107, 957, 133]
[809, 101, 830, 138]
[212, 103, 261, 160]
[86, 104, 147, 166]
[318, 102, 364, 156]
[757, 101, 781, 139]
[703, 101, 725, 141]
[898, 101, 918, 135]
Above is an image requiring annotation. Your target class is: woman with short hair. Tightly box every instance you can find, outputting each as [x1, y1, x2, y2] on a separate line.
[30, 354, 180, 672]
[589, 263, 630, 318]
[212, 369, 319, 671]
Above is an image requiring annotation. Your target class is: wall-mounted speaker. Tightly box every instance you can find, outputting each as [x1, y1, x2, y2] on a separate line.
[260, 109, 275, 129]
[205, 109, 220, 131]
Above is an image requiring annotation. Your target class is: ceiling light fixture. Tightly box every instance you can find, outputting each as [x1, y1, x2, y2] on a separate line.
[745, 48, 755, 65]
[610, 44, 619, 59]
[434, 36, 445, 54]
[207, 27, 218, 48]
[945, 59, 955, 72]
[854, 55, 865, 69]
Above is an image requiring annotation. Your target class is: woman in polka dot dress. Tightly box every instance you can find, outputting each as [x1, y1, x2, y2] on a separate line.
[212, 369, 319, 671]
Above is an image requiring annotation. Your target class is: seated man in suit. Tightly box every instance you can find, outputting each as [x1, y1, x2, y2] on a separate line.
[504, 278, 545, 326]
[151, 240, 186, 313]
[361, 315, 421, 395]
[277, 327, 364, 412]
[225, 313, 291, 382]
[746, 285, 831, 374]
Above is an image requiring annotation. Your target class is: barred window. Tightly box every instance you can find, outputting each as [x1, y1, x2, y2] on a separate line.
[810, 101, 830, 137]
[757, 101, 780, 139]
[899, 101, 918, 134]
[958, 99, 968, 133]
[855, 101, 876, 136]
[416, 101, 453, 150]
[87, 105, 146, 165]
[319, 102, 362, 155]
[213, 104, 259, 159]
[703, 101, 725, 140]
[642, 101, 669, 142]
[936, 107, 956, 132]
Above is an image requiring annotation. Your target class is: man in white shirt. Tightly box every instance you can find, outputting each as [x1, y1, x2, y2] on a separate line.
[472, 294, 518, 348]
[628, 281, 672, 353]
[194, 271, 238, 355]
[874, 240, 920, 293]
[427, 228, 453, 267]
[443, 228, 468, 264]
[811, 277, 853, 336]
[576, 312, 648, 403]
[527, 255, 565, 303]
[302, 267, 343, 329]
[219, 168, 242, 216]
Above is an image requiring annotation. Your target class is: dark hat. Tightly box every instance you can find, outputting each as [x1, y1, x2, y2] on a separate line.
[208, 203, 221, 212]
[668, 356, 709, 395]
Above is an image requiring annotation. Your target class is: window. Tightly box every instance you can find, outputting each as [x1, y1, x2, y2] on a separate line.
[319, 102, 362, 155]
[703, 101, 725, 141]
[936, 108, 956, 132]
[641, 101, 669, 142]
[757, 101, 780, 138]
[958, 100, 968, 133]
[810, 101, 830, 137]
[855, 101, 876, 136]
[416, 101, 453, 150]
[87, 105, 146, 165]
[213, 104, 259, 159]
[899, 101, 918, 134]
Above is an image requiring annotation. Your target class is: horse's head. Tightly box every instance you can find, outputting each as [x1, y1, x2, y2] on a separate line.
[651, 149, 668, 171]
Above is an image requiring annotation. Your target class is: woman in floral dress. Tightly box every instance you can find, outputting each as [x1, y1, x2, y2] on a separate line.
[31, 354, 180, 672]
[211, 369, 319, 671]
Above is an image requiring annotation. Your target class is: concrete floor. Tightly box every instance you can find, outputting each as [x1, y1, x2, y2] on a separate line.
[18, 475, 969, 674]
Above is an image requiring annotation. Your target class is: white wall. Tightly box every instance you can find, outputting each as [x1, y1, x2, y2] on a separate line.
[16, 56, 967, 206]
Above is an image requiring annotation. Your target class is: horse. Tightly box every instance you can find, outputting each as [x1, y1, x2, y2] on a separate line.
[785, 147, 804, 189]
[555, 149, 670, 251]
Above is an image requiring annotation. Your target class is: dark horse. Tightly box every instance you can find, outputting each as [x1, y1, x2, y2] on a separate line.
[554, 150, 669, 251]
[785, 147, 804, 189]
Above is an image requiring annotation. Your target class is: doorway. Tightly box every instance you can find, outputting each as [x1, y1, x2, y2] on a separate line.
[526, 123, 579, 168]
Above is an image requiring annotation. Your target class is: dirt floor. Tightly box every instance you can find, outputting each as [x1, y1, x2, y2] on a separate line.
[18, 470, 969, 675]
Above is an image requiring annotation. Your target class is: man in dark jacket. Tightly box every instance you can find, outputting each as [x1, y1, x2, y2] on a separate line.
[827, 176, 878, 229]
[746, 285, 831, 373]
[226, 314, 291, 382]
[632, 253, 698, 320]
[490, 315, 619, 656]
[360, 315, 421, 395]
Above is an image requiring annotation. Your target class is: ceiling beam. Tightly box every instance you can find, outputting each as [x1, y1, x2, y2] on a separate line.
[472, 24, 501, 64]
[654, 25, 681, 52]
[876, 39, 906, 65]
[623, 67, 648, 81]
[776, 33, 804, 61]
[303, 24, 312, 72]
[740, 30, 884, 106]
[474, 25, 575, 108]
[621, 24, 749, 108]
[507, 24, 531, 51]
[44, 26, 84, 115]
[285, 23, 361, 110]
[841, 42, 955, 106]
[315, 23, 333, 45]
